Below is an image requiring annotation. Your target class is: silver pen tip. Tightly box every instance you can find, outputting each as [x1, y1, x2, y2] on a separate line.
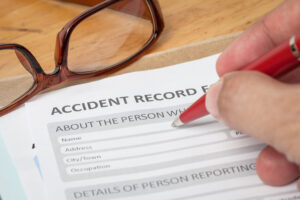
[172, 118, 184, 127]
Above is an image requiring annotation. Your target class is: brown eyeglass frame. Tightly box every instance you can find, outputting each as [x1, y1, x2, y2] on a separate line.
[0, 0, 164, 117]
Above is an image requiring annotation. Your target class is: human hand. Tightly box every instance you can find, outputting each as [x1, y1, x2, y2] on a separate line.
[205, 0, 300, 187]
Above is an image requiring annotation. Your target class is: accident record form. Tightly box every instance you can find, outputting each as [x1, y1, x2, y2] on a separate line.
[25, 54, 300, 200]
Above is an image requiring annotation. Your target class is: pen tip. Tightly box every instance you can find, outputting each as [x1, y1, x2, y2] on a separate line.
[172, 118, 184, 127]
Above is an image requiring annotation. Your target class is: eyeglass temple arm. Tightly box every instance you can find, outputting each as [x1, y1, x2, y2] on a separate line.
[60, 0, 151, 20]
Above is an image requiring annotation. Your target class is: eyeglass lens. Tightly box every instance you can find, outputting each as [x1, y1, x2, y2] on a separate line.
[67, 0, 154, 72]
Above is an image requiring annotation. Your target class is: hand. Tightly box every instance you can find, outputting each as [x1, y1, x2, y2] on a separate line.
[205, 0, 300, 187]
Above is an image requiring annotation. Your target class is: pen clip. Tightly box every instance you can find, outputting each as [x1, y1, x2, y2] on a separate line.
[289, 36, 300, 60]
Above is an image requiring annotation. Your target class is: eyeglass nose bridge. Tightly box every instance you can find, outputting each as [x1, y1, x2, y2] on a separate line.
[1, 44, 68, 91]
[11, 45, 56, 91]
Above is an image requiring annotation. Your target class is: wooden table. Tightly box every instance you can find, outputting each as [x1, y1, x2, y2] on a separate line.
[0, 0, 283, 78]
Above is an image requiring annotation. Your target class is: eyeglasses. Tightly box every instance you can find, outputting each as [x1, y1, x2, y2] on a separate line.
[0, 0, 164, 116]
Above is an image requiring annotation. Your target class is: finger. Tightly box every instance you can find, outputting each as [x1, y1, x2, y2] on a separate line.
[205, 71, 300, 164]
[256, 146, 299, 186]
[279, 66, 300, 83]
[298, 179, 300, 190]
[216, 0, 300, 76]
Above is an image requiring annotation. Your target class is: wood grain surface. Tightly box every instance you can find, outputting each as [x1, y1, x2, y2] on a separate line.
[0, 0, 283, 78]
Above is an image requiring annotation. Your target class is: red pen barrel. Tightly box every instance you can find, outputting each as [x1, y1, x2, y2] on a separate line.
[179, 95, 208, 124]
[243, 38, 300, 77]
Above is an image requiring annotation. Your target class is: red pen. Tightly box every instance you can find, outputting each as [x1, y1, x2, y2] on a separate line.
[172, 34, 300, 127]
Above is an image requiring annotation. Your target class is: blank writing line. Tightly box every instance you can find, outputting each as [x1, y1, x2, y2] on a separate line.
[64, 129, 228, 153]
[171, 183, 264, 200]
[239, 190, 299, 200]
[59, 120, 220, 145]
[68, 144, 264, 179]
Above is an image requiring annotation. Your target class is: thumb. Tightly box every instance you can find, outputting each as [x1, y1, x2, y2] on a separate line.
[205, 71, 300, 164]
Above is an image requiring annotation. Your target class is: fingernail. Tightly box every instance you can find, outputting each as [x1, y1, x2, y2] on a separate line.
[205, 79, 224, 120]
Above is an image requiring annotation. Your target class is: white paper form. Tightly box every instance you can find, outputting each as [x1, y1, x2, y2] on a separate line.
[25, 54, 300, 200]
